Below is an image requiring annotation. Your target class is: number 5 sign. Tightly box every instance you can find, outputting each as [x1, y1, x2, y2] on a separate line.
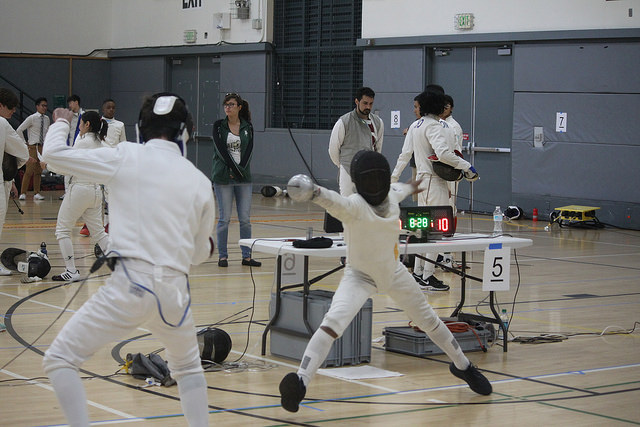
[482, 243, 511, 291]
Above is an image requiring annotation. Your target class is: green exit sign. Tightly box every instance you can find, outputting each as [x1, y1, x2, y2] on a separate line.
[184, 29, 197, 43]
[455, 13, 474, 30]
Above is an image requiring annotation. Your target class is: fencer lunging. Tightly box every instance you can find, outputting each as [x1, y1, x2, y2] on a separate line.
[42, 94, 215, 426]
[279, 150, 492, 413]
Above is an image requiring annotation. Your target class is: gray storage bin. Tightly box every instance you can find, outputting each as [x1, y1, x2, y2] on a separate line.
[269, 289, 372, 367]
[383, 322, 495, 357]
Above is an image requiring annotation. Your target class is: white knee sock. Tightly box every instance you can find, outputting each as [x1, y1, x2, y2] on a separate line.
[47, 366, 89, 426]
[425, 321, 470, 371]
[177, 372, 209, 427]
[297, 328, 335, 386]
[58, 237, 76, 272]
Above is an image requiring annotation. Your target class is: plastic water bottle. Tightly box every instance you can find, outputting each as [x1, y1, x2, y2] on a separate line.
[492, 206, 503, 236]
[499, 308, 509, 338]
[39, 242, 47, 256]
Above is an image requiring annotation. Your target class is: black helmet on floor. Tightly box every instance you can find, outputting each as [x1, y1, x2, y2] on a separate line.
[1, 247, 27, 271]
[197, 327, 232, 364]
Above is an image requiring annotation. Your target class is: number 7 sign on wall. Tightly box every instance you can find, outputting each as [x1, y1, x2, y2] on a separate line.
[482, 243, 511, 291]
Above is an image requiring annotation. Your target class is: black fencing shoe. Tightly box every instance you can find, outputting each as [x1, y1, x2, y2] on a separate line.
[449, 363, 493, 395]
[424, 275, 450, 291]
[414, 274, 450, 291]
[242, 258, 261, 267]
[279, 372, 306, 412]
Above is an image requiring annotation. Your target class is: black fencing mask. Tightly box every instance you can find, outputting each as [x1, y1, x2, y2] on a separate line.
[350, 150, 390, 206]
[26, 253, 51, 278]
[1, 247, 27, 270]
[197, 327, 232, 364]
[429, 151, 465, 182]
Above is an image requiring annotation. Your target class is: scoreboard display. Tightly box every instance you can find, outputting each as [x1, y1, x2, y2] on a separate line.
[399, 205, 455, 241]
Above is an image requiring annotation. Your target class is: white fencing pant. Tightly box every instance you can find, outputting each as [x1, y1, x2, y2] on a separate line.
[43, 258, 203, 380]
[55, 182, 108, 250]
[0, 181, 11, 241]
[415, 173, 450, 278]
[298, 263, 469, 383]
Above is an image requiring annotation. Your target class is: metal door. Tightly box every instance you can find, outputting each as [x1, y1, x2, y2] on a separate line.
[429, 45, 513, 213]
[169, 56, 220, 177]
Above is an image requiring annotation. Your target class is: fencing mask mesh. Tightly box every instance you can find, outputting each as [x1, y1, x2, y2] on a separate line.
[27, 253, 51, 278]
[350, 150, 390, 206]
[1, 248, 27, 271]
[197, 327, 232, 365]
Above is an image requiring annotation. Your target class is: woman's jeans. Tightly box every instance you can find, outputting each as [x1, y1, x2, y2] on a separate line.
[213, 183, 252, 259]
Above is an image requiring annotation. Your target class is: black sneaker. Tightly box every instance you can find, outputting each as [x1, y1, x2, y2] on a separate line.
[414, 274, 449, 291]
[218, 258, 228, 267]
[241, 258, 261, 267]
[449, 363, 493, 395]
[279, 372, 306, 412]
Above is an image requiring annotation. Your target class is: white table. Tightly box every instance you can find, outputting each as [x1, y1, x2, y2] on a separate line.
[240, 234, 533, 353]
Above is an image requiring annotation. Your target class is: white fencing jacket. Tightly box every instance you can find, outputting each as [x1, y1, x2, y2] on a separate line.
[43, 119, 215, 274]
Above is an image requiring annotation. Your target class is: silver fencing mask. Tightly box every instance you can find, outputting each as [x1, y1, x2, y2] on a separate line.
[349, 150, 390, 206]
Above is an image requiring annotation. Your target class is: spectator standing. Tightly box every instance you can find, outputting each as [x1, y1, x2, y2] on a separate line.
[211, 93, 261, 268]
[328, 87, 384, 196]
[16, 97, 49, 200]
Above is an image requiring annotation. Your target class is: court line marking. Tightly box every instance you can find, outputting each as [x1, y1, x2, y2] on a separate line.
[0, 368, 141, 421]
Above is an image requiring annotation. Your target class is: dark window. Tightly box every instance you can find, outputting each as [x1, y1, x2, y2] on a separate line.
[272, 0, 363, 129]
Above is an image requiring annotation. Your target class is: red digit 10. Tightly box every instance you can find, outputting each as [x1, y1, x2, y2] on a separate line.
[438, 217, 449, 231]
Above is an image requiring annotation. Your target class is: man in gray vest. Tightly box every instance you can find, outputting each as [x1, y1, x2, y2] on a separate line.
[329, 87, 384, 196]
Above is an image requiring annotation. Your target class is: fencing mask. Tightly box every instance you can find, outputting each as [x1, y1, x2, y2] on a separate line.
[349, 150, 390, 206]
[197, 327, 232, 365]
[428, 150, 465, 182]
[1, 247, 27, 271]
[504, 206, 524, 220]
[18, 252, 51, 279]
[260, 185, 284, 197]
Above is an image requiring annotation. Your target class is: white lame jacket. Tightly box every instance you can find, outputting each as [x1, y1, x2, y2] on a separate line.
[391, 114, 470, 182]
[43, 120, 215, 273]
[314, 183, 412, 287]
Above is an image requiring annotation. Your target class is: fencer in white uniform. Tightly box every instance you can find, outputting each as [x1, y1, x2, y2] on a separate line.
[42, 94, 215, 426]
[391, 91, 478, 289]
[279, 150, 491, 413]
[0, 88, 30, 276]
[50, 111, 110, 281]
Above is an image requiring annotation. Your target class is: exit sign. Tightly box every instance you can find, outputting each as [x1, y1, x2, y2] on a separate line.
[455, 13, 474, 30]
[184, 30, 197, 43]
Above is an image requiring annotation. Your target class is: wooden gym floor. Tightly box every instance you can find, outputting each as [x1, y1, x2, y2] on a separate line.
[1, 191, 639, 426]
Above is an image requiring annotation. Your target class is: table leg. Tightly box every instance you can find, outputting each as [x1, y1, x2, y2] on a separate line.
[451, 252, 467, 317]
[261, 255, 282, 355]
[489, 291, 508, 352]
[302, 255, 313, 335]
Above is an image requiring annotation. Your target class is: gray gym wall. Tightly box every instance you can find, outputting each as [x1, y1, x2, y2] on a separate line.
[512, 41, 640, 229]
[0, 56, 110, 115]
[2, 29, 639, 229]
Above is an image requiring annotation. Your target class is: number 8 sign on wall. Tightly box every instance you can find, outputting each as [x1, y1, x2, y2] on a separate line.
[482, 243, 511, 291]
